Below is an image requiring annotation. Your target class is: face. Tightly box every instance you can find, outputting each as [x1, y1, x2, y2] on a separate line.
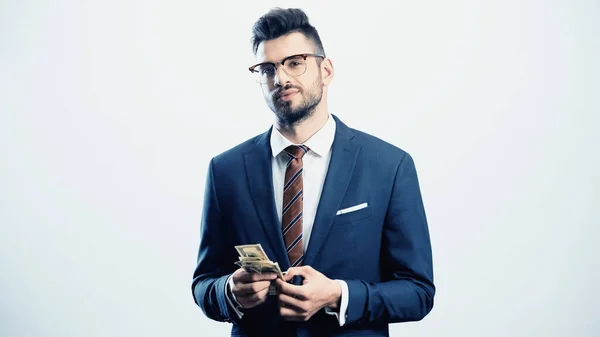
[254, 32, 326, 126]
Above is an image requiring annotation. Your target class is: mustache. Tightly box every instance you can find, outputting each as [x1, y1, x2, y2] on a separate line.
[273, 84, 300, 99]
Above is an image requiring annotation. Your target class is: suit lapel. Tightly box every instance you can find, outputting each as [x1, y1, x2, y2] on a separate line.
[304, 116, 360, 266]
[243, 128, 289, 268]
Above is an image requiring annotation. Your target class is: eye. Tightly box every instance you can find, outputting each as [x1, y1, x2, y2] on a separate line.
[288, 58, 306, 68]
[259, 66, 275, 75]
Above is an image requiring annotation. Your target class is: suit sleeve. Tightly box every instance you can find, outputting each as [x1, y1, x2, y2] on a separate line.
[345, 153, 435, 325]
[191, 158, 241, 324]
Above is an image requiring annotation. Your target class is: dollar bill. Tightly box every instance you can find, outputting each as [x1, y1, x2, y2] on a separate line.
[235, 244, 269, 260]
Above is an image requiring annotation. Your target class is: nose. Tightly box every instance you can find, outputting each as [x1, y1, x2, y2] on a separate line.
[273, 66, 291, 87]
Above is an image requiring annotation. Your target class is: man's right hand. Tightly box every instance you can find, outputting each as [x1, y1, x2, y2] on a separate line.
[230, 268, 278, 309]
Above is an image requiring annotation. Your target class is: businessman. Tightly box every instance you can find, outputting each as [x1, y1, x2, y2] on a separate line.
[191, 7, 435, 337]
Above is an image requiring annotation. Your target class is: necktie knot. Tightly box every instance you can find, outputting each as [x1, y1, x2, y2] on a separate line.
[284, 145, 309, 159]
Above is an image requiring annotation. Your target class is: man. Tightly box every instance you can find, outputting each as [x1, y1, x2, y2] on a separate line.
[191, 7, 435, 337]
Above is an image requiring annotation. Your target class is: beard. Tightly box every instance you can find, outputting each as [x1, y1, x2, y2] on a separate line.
[267, 75, 323, 127]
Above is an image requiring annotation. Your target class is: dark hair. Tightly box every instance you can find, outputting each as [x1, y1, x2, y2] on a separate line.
[251, 8, 325, 57]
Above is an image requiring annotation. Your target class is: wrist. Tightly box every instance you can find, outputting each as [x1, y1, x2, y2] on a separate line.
[227, 275, 243, 309]
[327, 279, 342, 310]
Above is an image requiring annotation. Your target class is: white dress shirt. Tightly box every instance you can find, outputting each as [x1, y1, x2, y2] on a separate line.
[225, 114, 349, 326]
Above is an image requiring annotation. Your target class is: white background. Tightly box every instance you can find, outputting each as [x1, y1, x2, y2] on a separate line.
[1, 0, 599, 336]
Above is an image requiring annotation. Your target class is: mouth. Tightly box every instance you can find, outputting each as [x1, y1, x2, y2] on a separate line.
[276, 90, 299, 101]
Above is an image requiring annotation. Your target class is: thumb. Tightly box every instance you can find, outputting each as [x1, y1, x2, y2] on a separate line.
[284, 265, 313, 280]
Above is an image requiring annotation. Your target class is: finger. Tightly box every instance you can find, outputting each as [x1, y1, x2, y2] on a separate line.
[238, 271, 278, 283]
[236, 280, 272, 296]
[235, 280, 272, 296]
[279, 306, 311, 322]
[275, 279, 306, 300]
[231, 268, 248, 282]
[284, 266, 314, 280]
[237, 289, 269, 306]
[246, 272, 278, 283]
[278, 292, 306, 312]
[282, 270, 295, 282]
[238, 286, 270, 308]
[249, 272, 278, 282]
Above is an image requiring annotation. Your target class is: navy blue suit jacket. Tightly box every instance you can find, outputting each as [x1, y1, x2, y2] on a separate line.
[192, 115, 435, 337]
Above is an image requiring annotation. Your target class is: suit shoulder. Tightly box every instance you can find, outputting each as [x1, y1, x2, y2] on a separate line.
[349, 127, 410, 162]
[209, 133, 265, 168]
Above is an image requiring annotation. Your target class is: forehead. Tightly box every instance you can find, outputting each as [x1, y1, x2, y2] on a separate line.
[255, 32, 316, 63]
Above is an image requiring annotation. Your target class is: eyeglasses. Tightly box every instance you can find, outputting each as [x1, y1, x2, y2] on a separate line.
[249, 53, 325, 84]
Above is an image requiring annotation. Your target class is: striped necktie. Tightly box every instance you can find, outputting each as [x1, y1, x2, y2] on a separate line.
[282, 144, 309, 267]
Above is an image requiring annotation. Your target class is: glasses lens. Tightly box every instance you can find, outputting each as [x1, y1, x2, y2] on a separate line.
[254, 64, 275, 83]
[283, 56, 307, 77]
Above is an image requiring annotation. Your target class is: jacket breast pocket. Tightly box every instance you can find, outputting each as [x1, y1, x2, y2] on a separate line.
[332, 202, 372, 226]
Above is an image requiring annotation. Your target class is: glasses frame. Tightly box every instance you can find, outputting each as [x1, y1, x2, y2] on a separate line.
[248, 53, 325, 83]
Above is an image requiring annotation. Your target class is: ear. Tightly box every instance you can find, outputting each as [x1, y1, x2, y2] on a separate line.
[321, 58, 334, 86]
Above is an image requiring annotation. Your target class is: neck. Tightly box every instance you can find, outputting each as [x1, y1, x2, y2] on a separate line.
[275, 107, 329, 144]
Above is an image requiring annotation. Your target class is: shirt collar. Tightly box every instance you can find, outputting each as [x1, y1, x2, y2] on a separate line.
[270, 114, 336, 158]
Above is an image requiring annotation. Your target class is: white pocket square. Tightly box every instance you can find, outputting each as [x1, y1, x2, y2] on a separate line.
[336, 202, 368, 215]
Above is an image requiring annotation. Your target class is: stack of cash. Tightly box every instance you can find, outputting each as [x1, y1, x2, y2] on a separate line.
[235, 244, 285, 278]
[234, 243, 285, 295]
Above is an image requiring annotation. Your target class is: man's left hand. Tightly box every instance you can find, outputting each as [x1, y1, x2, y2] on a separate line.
[275, 265, 342, 321]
